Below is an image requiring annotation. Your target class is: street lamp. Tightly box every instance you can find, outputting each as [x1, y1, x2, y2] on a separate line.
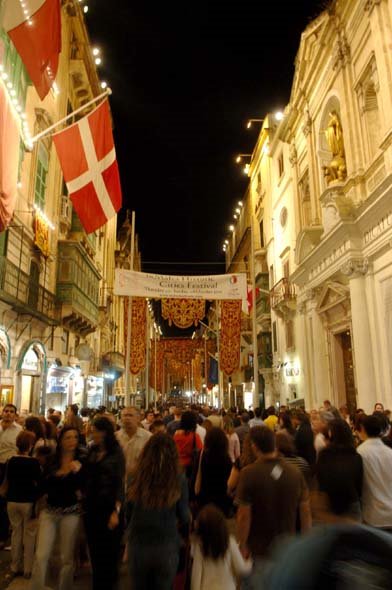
[235, 154, 252, 164]
[246, 118, 264, 129]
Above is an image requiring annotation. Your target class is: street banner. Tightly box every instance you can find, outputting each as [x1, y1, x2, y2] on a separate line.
[114, 269, 247, 301]
[220, 300, 242, 376]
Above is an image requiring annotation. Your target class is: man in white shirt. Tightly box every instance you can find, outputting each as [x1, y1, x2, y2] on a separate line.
[141, 410, 155, 431]
[249, 408, 264, 428]
[116, 407, 151, 488]
[357, 414, 392, 530]
[0, 404, 22, 547]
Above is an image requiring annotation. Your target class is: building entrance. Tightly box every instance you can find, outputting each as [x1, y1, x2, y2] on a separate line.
[335, 330, 356, 414]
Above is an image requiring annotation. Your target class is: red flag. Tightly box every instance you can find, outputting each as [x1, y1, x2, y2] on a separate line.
[53, 100, 122, 233]
[247, 285, 260, 312]
[3, 0, 61, 101]
[0, 80, 21, 231]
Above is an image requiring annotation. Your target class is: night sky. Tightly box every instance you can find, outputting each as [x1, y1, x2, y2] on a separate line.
[87, 0, 324, 276]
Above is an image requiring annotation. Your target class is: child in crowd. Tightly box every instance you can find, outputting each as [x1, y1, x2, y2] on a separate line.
[191, 504, 252, 590]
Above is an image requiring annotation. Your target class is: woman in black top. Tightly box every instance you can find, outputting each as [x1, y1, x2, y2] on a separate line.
[84, 416, 125, 590]
[196, 427, 233, 516]
[5, 431, 41, 579]
[30, 426, 85, 590]
[316, 419, 363, 521]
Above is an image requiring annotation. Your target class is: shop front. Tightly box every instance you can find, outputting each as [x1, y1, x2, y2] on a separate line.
[46, 363, 75, 412]
[15, 340, 46, 414]
[0, 326, 12, 405]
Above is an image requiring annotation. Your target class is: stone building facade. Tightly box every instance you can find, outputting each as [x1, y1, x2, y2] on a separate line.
[227, 0, 392, 412]
[0, 0, 125, 413]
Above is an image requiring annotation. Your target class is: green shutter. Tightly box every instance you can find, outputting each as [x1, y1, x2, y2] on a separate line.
[34, 144, 49, 210]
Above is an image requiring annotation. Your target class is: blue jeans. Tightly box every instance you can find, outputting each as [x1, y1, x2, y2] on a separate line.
[128, 542, 179, 590]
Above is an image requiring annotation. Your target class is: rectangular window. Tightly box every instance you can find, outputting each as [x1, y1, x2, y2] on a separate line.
[278, 152, 284, 178]
[269, 264, 274, 288]
[286, 320, 294, 350]
[34, 144, 48, 209]
[0, 31, 29, 109]
[259, 219, 264, 247]
[272, 321, 278, 352]
[283, 259, 290, 279]
[62, 330, 69, 355]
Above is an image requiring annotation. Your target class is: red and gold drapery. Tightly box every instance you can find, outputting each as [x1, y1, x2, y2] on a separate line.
[34, 209, 50, 257]
[161, 298, 205, 329]
[220, 300, 242, 376]
[150, 338, 216, 392]
[124, 297, 147, 375]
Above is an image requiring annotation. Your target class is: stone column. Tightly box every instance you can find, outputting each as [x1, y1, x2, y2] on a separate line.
[309, 301, 331, 408]
[343, 259, 377, 411]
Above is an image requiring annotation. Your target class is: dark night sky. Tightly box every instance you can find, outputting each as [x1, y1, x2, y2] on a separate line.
[87, 0, 325, 276]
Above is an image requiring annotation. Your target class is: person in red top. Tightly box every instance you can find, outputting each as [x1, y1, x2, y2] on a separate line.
[174, 411, 203, 475]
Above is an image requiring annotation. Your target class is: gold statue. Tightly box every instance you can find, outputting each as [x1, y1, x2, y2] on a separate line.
[323, 111, 347, 184]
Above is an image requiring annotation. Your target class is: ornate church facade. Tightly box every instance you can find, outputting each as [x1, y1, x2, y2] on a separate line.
[228, 0, 392, 412]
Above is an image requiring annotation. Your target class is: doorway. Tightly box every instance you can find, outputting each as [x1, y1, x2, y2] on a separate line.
[334, 330, 356, 414]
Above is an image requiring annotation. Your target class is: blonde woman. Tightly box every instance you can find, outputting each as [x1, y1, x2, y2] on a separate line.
[223, 417, 240, 463]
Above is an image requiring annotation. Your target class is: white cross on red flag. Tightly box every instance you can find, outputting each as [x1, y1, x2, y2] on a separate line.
[53, 99, 122, 233]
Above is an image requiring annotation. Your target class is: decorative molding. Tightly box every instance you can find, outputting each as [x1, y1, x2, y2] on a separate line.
[341, 258, 369, 278]
[364, 0, 382, 14]
[302, 108, 312, 137]
[289, 142, 298, 167]
[332, 32, 351, 71]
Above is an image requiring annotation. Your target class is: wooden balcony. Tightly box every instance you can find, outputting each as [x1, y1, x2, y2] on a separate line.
[0, 256, 57, 325]
[270, 278, 296, 318]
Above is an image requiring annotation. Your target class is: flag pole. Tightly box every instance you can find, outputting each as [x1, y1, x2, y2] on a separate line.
[30, 88, 112, 144]
[124, 211, 136, 406]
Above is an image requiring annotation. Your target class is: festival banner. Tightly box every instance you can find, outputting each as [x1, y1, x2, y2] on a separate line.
[34, 209, 50, 256]
[115, 269, 247, 301]
[161, 298, 205, 329]
[220, 300, 242, 376]
[124, 297, 146, 375]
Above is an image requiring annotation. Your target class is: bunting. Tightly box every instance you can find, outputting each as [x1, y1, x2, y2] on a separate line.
[220, 300, 242, 376]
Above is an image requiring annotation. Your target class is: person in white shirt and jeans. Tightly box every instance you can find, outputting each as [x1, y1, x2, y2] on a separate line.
[357, 414, 392, 531]
[0, 404, 22, 548]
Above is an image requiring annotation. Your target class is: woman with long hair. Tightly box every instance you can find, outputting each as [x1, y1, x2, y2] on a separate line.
[278, 412, 296, 438]
[196, 427, 233, 516]
[30, 426, 85, 590]
[227, 434, 256, 494]
[83, 416, 125, 590]
[128, 433, 190, 590]
[24, 416, 46, 457]
[222, 417, 240, 463]
[315, 419, 363, 522]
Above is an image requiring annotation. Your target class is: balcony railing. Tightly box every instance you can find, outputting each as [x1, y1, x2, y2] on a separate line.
[0, 256, 57, 324]
[270, 278, 296, 314]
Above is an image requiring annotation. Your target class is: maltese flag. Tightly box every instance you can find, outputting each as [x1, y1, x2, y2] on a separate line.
[53, 99, 122, 233]
[2, 0, 61, 100]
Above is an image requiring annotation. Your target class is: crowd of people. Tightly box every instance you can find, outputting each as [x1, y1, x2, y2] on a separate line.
[0, 398, 391, 589]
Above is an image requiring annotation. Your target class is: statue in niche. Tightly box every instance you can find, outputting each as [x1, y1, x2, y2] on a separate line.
[322, 111, 347, 184]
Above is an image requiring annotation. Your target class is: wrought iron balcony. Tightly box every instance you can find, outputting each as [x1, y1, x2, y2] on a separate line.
[0, 256, 57, 324]
[270, 277, 296, 318]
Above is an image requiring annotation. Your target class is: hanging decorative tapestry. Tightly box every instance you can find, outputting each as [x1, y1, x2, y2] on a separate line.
[124, 297, 147, 375]
[220, 300, 242, 376]
[161, 298, 205, 329]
